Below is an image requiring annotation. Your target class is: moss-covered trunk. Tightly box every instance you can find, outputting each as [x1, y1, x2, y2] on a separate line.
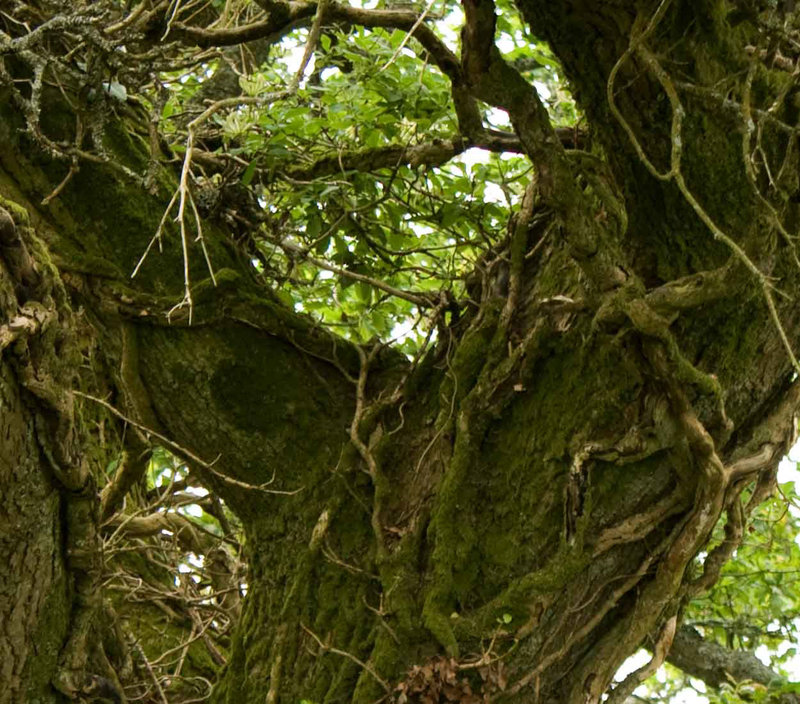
[3, 2, 800, 703]
[0, 195, 92, 704]
[0, 255, 70, 704]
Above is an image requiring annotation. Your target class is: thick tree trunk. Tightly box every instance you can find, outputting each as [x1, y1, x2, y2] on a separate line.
[3, 2, 800, 704]
[0, 194, 91, 704]
[0, 248, 70, 704]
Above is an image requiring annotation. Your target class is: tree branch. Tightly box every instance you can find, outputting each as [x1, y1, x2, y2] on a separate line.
[668, 626, 799, 702]
[173, 0, 460, 77]
[169, 0, 496, 139]
[276, 134, 524, 180]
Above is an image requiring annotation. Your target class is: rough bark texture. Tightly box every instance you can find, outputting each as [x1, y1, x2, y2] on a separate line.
[3, 1, 800, 704]
[669, 626, 786, 691]
[0, 262, 70, 703]
[0, 192, 94, 703]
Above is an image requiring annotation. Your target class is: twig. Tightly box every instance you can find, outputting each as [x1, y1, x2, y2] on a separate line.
[74, 391, 302, 495]
[42, 160, 78, 205]
[301, 623, 390, 693]
[135, 92, 289, 323]
[290, 0, 329, 89]
[280, 238, 433, 307]
[134, 642, 169, 704]
[379, 0, 437, 73]
[606, 616, 677, 704]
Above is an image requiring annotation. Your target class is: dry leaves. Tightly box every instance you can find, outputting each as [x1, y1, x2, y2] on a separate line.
[393, 655, 508, 703]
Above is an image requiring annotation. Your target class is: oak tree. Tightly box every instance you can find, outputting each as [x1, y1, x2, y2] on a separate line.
[3, 1, 800, 703]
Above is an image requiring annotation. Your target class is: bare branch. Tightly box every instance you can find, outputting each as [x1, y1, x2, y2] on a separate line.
[74, 392, 303, 495]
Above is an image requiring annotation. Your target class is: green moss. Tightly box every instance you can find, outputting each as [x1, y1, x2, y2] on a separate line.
[482, 532, 518, 568]
[418, 311, 651, 658]
[210, 346, 335, 444]
[454, 545, 590, 640]
[22, 551, 70, 702]
[437, 302, 501, 412]
[422, 594, 460, 657]
[0, 193, 30, 225]
[192, 267, 241, 301]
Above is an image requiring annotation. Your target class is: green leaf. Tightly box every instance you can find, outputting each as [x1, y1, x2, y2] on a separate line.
[241, 160, 258, 186]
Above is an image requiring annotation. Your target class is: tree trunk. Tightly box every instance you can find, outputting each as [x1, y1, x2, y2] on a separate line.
[3, 2, 800, 704]
[0, 207, 71, 703]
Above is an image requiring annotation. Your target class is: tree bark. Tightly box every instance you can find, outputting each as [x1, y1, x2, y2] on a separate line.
[669, 626, 789, 693]
[3, 2, 800, 704]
